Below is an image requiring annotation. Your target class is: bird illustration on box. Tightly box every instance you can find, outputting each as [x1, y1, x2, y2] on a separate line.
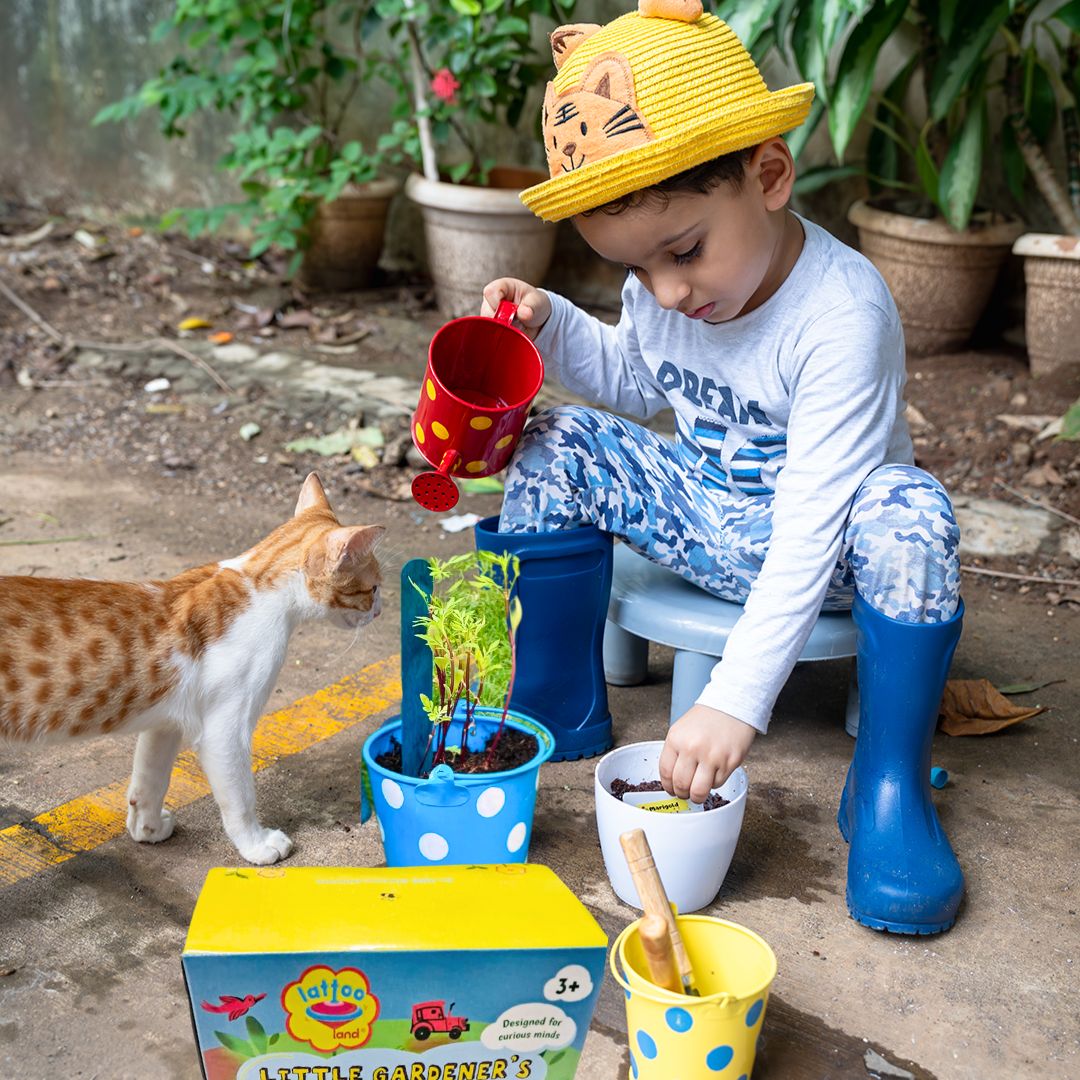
[201, 993, 266, 1021]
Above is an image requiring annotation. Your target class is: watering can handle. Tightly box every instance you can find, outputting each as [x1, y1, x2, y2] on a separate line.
[493, 299, 517, 326]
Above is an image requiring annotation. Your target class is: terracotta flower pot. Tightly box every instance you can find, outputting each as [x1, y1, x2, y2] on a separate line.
[848, 200, 1024, 357]
[1012, 233, 1080, 376]
[298, 178, 398, 291]
[406, 168, 558, 320]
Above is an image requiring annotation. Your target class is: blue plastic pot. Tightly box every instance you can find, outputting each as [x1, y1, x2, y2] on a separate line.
[362, 706, 554, 867]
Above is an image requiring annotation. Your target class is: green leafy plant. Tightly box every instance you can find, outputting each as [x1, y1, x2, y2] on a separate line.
[214, 1016, 278, 1060]
[717, 0, 1079, 231]
[374, 0, 576, 184]
[412, 549, 522, 770]
[999, 2, 1080, 234]
[93, 0, 386, 263]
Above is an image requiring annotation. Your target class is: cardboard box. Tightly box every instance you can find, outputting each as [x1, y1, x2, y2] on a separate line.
[182, 865, 608, 1080]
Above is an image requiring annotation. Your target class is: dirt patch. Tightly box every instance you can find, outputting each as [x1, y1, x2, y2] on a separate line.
[2, 203, 1077, 598]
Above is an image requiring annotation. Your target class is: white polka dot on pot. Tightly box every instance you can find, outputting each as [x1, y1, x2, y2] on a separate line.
[381, 778, 404, 809]
[506, 822, 527, 854]
[476, 786, 506, 818]
[419, 832, 449, 861]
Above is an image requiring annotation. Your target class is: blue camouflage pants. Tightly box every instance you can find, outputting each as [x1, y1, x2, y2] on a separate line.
[498, 406, 961, 623]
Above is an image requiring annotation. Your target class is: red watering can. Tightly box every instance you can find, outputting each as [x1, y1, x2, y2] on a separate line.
[411, 300, 544, 512]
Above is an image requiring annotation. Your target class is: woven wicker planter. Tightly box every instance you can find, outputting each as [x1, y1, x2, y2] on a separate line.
[406, 168, 558, 320]
[297, 178, 398, 291]
[848, 200, 1024, 356]
[1013, 233, 1080, 376]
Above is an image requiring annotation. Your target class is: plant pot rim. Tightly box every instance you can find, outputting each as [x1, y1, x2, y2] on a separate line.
[363, 706, 555, 784]
[405, 171, 548, 216]
[334, 177, 400, 200]
[848, 199, 1025, 247]
[594, 740, 748, 819]
[1012, 232, 1080, 261]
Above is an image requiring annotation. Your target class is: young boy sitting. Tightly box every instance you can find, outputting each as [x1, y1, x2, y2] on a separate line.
[479, 0, 965, 935]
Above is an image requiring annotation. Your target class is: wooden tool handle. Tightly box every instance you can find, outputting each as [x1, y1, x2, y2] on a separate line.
[620, 828, 699, 995]
[638, 914, 682, 994]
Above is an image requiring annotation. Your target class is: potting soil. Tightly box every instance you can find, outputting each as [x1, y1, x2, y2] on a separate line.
[375, 728, 539, 776]
[609, 777, 730, 812]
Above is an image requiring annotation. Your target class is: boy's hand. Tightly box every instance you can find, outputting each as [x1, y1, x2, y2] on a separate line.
[481, 278, 551, 341]
[660, 704, 757, 804]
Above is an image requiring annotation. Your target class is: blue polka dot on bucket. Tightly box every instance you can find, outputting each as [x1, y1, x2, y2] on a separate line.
[706, 1045, 734, 1071]
[636, 1030, 658, 1059]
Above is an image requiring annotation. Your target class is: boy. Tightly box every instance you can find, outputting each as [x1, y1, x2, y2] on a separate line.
[478, 0, 964, 934]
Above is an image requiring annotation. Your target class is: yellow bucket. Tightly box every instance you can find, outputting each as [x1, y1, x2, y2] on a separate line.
[611, 915, 777, 1079]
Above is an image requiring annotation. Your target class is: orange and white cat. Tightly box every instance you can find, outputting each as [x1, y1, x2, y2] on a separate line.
[0, 473, 383, 865]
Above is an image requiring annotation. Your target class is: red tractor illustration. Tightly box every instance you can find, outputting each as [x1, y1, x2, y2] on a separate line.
[410, 1000, 470, 1041]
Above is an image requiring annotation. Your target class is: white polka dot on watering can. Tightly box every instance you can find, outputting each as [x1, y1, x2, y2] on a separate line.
[418, 832, 449, 861]
[706, 1045, 734, 1071]
[476, 786, 506, 817]
[506, 822, 527, 853]
[377, 818, 385, 842]
[381, 778, 404, 809]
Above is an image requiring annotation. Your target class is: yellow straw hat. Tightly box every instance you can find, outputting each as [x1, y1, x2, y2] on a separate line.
[520, 0, 815, 222]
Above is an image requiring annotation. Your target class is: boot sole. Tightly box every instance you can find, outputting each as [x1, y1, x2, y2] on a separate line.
[847, 889, 957, 935]
[549, 736, 614, 763]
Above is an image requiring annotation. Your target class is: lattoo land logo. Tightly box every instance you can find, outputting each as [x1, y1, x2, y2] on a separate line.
[282, 965, 380, 1051]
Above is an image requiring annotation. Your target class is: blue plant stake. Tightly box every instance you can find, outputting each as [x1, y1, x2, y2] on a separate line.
[400, 558, 434, 778]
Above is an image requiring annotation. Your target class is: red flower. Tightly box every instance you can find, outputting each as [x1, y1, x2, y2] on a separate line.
[431, 68, 460, 104]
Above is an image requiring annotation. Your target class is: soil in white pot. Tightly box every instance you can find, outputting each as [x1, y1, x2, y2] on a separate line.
[609, 777, 730, 811]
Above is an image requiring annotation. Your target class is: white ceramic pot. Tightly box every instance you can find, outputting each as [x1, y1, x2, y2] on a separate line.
[406, 169, 558, 320]
[594, 741, 748, 914]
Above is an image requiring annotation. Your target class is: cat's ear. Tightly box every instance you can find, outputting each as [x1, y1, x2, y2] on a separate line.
[295, 472, 332, 516]
[580, 53, 637, 105]
[325, 525, 385, 569]
[551, 24, 600, 69]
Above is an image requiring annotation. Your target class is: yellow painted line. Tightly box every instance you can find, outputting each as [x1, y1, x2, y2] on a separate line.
[0, 656, 401, 887]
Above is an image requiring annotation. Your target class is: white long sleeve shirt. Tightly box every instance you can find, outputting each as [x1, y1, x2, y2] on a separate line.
[534, 215, 913, 733]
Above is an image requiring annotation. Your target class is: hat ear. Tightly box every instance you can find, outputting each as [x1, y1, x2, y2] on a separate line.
[550, 23, 601, 69]
[580, 53, 637, 106]
[639, 0, 703, 21]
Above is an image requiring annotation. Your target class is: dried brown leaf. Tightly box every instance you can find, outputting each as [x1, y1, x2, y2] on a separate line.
[939, 679, 1046, 736]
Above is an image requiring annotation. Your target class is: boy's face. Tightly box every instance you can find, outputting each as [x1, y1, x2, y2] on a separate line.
[573, 139, 798, 324]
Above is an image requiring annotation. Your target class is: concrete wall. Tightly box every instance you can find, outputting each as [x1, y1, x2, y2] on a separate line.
[0, 0, 240, 216]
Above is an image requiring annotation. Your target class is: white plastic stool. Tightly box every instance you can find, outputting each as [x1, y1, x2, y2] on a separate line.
[603, 543, 861, 732]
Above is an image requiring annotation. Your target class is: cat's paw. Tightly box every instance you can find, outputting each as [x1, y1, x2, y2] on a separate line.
[127, 806, 176, 845]
[238, 828, 294, 866]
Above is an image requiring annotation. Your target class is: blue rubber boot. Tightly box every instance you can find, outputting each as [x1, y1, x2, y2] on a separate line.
[839, 593, 965, 934]
[475, 516, 613, 762]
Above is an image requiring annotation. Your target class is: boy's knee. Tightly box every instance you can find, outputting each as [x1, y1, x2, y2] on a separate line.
[858, 464, 954, 518]
[851, 464, 960, 553]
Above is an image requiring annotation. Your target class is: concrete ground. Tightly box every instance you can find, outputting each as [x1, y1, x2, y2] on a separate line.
[0, 321, 1077, 1079]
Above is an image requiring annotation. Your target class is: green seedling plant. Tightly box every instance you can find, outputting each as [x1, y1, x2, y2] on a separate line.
[412, 550, 522, 772]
